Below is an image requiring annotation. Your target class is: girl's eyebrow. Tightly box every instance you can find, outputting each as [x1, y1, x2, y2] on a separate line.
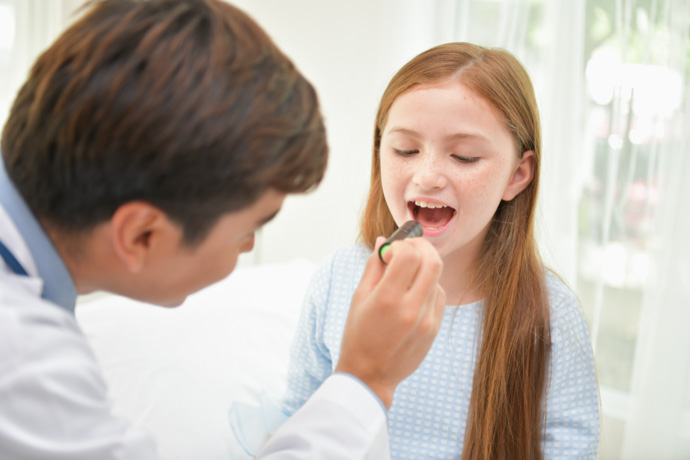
[386, 126, 422, 138]
[386, 126, 491, 144]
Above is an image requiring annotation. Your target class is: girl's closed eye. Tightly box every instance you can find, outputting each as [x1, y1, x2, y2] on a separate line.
[393, 148, 419, 156]
[451, 154, 479, 163]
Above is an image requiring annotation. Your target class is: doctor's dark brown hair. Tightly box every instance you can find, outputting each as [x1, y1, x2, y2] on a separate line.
[361, 42, 550, 459]
[1, 0, 327, 244]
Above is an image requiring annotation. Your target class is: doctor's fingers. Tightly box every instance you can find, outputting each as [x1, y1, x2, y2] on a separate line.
[377, 237, 441, 301]
[394, 283, 446, 376]
[377, 240, 444, 337]
[394, 237, 444, 306]
[402, 260, 445, 336]
[356, 236, 388, 296]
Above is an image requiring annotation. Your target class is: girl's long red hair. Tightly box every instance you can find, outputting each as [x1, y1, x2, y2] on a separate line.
[360, 43, 550, 459]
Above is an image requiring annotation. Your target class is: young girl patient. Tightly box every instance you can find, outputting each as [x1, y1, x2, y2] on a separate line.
[235, 42, 600, 459]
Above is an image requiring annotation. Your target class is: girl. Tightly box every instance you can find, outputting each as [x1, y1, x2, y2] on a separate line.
[254, 42, 600, 459]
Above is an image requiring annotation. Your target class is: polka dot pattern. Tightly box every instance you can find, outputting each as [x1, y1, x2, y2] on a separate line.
[282, 244, 600, 459]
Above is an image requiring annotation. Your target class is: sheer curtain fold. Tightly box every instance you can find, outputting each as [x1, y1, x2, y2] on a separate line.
[395, 0, 690, 458]
[0, 0, 82, 128]
[621, 2, 690, 456]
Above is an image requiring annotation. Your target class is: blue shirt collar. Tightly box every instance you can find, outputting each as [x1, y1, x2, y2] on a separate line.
[0, 158, 78, 313]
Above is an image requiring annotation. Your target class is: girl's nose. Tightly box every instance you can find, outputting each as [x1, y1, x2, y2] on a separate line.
[412, 152, 447, 190]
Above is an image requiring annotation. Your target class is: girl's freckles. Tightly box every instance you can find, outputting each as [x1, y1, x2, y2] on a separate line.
[381, 81, 518, 265]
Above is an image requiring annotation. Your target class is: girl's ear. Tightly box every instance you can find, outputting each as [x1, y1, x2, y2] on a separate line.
[109, 202, 178, 273]
[502, 150, 535, 201]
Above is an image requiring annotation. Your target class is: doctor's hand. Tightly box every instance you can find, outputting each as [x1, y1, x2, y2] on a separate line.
[335, 236, 446, 409]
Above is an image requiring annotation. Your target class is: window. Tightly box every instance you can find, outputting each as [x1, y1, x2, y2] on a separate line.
[401, 0, 690, 456]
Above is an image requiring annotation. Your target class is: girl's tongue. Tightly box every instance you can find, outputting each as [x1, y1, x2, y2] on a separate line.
[412, 203, 455, 230]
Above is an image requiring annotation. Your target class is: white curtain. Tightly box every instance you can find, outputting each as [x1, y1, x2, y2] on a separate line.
[619, 1, 690, 454]
[380, 0, 690, 458]
[0, 0, 82, 128]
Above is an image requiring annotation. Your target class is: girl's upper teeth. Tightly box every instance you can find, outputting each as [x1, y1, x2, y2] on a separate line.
[415, 200, 447, 209]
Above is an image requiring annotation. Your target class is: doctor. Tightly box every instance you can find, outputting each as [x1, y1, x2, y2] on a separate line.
[0, 0, 445, 459]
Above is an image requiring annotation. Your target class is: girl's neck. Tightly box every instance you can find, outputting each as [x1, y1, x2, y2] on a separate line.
[440, 251, 483, 306]
[440, 274, 482, 306]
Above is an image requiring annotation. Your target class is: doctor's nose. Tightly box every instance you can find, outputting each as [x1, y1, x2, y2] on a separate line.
[412, 154, 447, 190]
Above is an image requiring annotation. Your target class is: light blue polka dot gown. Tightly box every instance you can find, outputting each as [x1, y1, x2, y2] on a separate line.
[281, 244, 601, 459]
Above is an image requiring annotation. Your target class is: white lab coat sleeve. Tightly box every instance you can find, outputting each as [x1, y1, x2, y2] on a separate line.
[0, 279, 161, 460]
[257, 373, 391, 460]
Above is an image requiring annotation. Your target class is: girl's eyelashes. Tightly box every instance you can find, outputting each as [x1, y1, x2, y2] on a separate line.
[393, 148, 419, 156]
[451, 154, 479, 163]
[391, 147, 479, 163]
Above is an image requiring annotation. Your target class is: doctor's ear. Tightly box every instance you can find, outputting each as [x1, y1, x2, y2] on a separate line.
[502, 150, 535, 201]
[109, 202, 180, 273]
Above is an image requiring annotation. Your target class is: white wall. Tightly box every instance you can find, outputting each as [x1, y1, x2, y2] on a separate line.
[228, 0, 381, 266]
[230, 0, 440, 266]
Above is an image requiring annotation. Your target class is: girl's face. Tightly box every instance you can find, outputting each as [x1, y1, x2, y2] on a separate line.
[379, 78, 533, 263]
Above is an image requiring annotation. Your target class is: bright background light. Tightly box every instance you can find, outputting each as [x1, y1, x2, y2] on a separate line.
[0, 5, 15, 51]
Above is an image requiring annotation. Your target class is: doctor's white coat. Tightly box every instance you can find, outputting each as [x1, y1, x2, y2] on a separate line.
[0, 201, 390, 459]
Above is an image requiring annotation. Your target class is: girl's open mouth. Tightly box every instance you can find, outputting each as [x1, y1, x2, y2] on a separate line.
[408, 200, 456, 235]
